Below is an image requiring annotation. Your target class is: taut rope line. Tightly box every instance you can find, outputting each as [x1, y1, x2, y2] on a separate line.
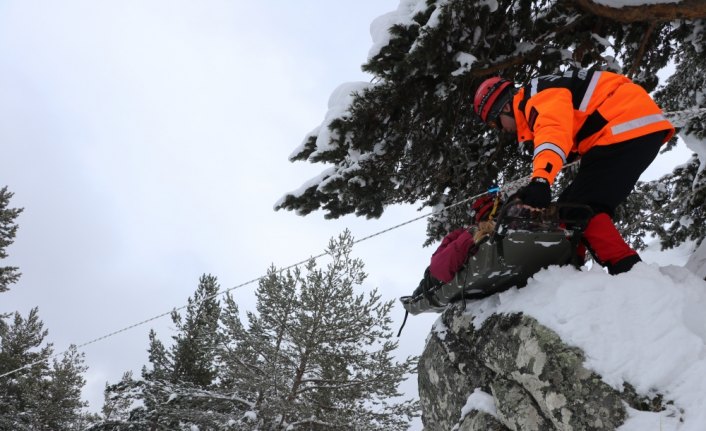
[0, 185, 511, 380]
[0, 105, 699, 379]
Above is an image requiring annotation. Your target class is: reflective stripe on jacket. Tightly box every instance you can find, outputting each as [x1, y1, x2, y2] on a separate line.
[512, 69, 675, 184]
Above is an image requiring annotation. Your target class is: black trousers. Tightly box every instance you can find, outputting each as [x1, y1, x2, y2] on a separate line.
[558, 130, 668, 216]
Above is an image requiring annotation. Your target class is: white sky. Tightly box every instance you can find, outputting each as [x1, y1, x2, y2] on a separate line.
[0, 0, 697, 425]
[0, 0, 438, 414]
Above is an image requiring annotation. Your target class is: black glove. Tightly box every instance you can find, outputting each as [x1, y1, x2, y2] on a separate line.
[517, 178, 551, 208]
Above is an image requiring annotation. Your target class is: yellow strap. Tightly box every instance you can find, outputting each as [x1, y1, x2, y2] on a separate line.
[488, 194, 501, 221]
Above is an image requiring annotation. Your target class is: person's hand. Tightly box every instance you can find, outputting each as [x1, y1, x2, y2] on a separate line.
[517, 178, 551, 209]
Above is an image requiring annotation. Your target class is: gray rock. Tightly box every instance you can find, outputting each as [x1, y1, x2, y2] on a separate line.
[418, 306, 657, 430]
[456, 410, 508, 431]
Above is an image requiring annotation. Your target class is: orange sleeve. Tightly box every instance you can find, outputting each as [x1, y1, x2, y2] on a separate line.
[524, 88, 574, 184]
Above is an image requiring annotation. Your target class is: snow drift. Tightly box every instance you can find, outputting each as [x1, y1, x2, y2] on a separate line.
[447, 259, 706, 430]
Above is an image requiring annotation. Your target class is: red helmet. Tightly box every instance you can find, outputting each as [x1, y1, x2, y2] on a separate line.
[473, 77, 513, 124]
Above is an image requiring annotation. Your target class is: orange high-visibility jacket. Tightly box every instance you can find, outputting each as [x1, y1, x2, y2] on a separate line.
[512, 70, 675, 184]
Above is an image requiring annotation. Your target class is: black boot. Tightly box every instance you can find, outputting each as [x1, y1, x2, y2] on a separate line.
[412, 267, 443, 299]
[608, 254, 641, 275]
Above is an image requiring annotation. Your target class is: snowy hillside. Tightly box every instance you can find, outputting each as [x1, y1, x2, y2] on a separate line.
[448, 241, 706, 431]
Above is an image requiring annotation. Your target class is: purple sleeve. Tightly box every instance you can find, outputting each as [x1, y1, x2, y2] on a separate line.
[429, 229, 476, 283]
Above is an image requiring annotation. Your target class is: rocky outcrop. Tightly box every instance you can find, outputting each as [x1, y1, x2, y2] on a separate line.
[418, 307, 664, 430]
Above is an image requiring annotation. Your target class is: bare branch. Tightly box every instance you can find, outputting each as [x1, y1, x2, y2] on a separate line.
[575, 0, 706, 23]
[627, 22, 656, 79]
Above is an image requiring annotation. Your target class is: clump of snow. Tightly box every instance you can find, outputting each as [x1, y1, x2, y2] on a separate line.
[426, 5, 445, 29]
[368, 0, 429, 59]
[368, 0, 457, 59]
[273, 166, 336, 207]
[311, 82, 371, 157]
[431, 316, 448, 341]
[451, 52, 477, 76]
[458, 261, 706, 430]
[289, 82, 372, 163]
[681, 132, 706, 174]
[457, 388, 498, 425]
[242, 411, 257, 422]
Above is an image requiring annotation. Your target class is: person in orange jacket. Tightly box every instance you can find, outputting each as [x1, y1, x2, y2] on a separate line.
[473, 69, 675, 274]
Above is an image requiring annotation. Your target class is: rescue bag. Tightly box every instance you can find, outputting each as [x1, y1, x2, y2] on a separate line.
[400, 202, 591, 316]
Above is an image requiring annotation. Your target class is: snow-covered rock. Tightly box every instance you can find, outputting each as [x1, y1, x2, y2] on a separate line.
[418, 263, 706, 430]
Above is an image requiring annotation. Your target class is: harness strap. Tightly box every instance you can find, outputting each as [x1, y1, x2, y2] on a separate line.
[396, 310, 409, 337]
[488, 193, 501, 222]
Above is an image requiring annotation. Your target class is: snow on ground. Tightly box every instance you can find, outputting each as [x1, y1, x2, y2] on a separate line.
[686, 241, 706, 279]
[455, 244, 706, 431]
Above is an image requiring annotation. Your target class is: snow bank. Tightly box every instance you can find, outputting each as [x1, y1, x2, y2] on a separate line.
[686, 241, 706, 280]
[460, 262, 706, 431]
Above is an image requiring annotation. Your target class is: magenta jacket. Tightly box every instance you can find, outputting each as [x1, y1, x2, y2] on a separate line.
[429, 228, 476, 283]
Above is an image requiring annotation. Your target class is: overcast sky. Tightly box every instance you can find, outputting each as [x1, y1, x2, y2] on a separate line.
[0, 0, 694, 417]
[0, 0, 441, 411]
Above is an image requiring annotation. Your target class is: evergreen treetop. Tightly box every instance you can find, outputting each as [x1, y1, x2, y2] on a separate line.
[95, 232, 418, 430]
[219, 230, 418, 430]
[0, 309, 89, 431]
[0, 187, 90, 430]
[0, 186, 23, 294]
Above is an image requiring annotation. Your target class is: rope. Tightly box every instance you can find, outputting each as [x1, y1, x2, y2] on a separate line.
[0, 102, 693, 380]
[0, 251, 327, 379]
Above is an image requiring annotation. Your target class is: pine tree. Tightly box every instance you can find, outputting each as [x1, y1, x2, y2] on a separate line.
[217, 267, 298, 424]
[170, 274, 222, 387]
[641, 154, 706, 249]
[139, 274, 223, 430]
[614, 19, 706, 252]
[650, 19, 706, 250]
[0, 186, 23, 295]
[41, 345, 91, 430]
[94, 275, 226, 431]
[97, 238, 418, 430]
[218, 230, 418, 430]
[0, 188, 90, 430]
[99, 372, 139, 425]
[0, 309, 88, 431]
[275, 0, 706, 247]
